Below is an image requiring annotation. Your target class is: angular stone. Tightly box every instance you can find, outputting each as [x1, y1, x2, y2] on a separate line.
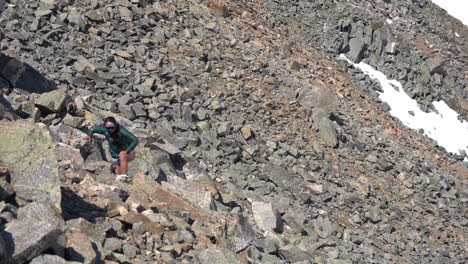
[35, 88, 70, 113]
[117, 211, 165, 235]
[74, 56, 96, 72]
[217, 122, 231, 136]
[198, 246, 243, 264]
[279, 244, 310, 262]
[1, 203, 65, 264]
[251, 202, 283, 233]
[313, 110, 338, 147]
[162, 178, 217, 213]
[65, 232, 100, 264]
[122, 244, 138, 259]
[65, 218, 110, 246]
[241, 124, 253, 139]
[30, 254, 69, 264]
[62, 114, 85, 128]
[132, 102, 147, 117]
[85, 9, 104, 22]
[197, 121, 211, 133]
[313, 216, 336, 239]
[347, 37, 366, 62]
[119, 7, 133, 22]
[227, 214, 255, 252]
[118, 104, 136, 120]
[0, 121, 61, 209]
[67, 8, 86, 30]
[115, 50, 132, 59]
[104, 237, 122, 253]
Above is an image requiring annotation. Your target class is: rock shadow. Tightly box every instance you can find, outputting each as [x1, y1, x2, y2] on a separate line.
[60, 187, 107, 224]
[0, 53, 56, 94]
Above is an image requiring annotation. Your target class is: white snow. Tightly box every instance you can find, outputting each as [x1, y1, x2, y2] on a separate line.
[339, 54, 468, 159]
[386, 19, 393, 24]
[455, 32, 460, 37]
[431, 0, 468, 26]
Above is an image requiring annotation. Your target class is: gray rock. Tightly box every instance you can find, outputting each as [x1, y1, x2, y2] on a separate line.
[346, 37, 366, 62]
[122, 244, 138, 259]
[132, 102, 147, 117]
[314, 110, 338, 147]
[279, 244, 310, 262]
[313, 216, 336, 239]
[217, 122, 231, 136]
[198, 246, 243, 264]
[65, 231, 101, 264]
[1, 203, 65, 264]
[118, 104, 136, 120]
[0, 121, 61, 210]
[67, 8, 87, 31]
[228, 214, 255, 252]
[30, 254, 68, 264]
[119, 7, 133, 22]
[104, 237, 123, 253]
[85, 9, 104, 22]
[35, 89, 71, 113]
[251, 201, 283, 233]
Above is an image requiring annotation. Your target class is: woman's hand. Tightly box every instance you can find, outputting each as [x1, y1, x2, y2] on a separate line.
[83, 135, 92, 143]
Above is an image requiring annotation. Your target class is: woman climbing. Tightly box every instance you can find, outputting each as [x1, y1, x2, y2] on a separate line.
[84, 116, 139, 181]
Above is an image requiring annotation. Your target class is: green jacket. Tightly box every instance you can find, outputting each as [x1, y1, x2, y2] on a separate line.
[88, 125, 139, 155]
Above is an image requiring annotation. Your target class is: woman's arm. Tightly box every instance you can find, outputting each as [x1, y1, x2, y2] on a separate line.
[121, 127, 139, 152]
[87, 126, 107, 137]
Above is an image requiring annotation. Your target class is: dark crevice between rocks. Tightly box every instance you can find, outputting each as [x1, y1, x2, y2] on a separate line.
[60, 187, 107, 224]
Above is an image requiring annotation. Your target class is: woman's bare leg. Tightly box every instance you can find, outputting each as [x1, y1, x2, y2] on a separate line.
[118, 151, 129, 175]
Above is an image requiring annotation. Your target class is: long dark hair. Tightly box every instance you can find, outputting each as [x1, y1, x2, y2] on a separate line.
[104, 116, 122, 140]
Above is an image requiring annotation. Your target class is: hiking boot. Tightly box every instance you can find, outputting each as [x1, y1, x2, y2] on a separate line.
[115, 174, 130, 183]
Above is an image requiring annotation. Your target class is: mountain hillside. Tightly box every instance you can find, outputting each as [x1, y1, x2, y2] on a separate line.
[0, 0, 466, 263]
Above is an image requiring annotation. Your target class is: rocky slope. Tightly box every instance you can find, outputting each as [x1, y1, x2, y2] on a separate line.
[0, 0, 467, 263]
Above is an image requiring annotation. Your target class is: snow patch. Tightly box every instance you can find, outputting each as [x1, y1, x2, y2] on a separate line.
[455, 32, 460, 37]
[386, 19, 393, 24]
[431, 0, 468, 26]
[339, 54, 468, 159]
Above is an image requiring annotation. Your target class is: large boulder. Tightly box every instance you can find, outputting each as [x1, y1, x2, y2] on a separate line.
[34, 88, 71, 113]
[1, 203, 65, 263]
[227, 214, 256, 253]
[30, 254, 80, 264]
[65, 232, 102, 264]
[0, 120, 61, 209]
[313, 110, 338, 147]
[251, 201, 283, 233]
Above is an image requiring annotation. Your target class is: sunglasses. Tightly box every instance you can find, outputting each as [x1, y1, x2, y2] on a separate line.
[106, 126, 116, 131]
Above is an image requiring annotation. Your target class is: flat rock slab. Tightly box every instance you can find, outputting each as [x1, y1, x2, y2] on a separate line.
[1, 203, 64, 264]
[313, 110, 338, 147]
[30, 254, 81, 264]
[0, 120, 61, 209]
[198, 246, 243, 264]
[251, 201, 283, 233]
[65, 232, 101, 264]
[35, 88, 70, 113]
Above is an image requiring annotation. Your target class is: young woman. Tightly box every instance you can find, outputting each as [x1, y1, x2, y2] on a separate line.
[84, 117, 139, 178]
